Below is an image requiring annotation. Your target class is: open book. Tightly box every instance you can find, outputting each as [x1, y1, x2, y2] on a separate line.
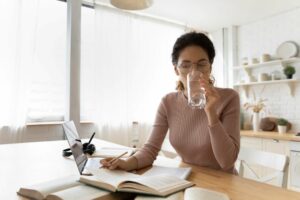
[142, 165, 192, 180]
[135, 187, 230, 200]
[80, 168, 194, 197]
[17, 175, 131, 200]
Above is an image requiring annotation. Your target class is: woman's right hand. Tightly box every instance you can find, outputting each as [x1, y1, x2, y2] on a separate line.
[100, 157, 128, 170]
[100, 156, 138, 171]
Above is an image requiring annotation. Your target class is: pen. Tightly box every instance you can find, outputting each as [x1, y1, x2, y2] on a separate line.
[87, 132, 96, 145]
[99, 151, 128, 168]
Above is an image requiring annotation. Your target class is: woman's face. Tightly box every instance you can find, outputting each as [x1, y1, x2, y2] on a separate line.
[174, 45, 211, 90]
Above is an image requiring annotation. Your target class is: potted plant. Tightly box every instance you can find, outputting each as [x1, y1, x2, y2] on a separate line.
[283, 65, 296, 79]
[277, 118, 288, 134]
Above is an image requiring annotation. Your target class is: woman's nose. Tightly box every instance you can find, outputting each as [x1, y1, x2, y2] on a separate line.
[189, 69, 203, 77]
[187, 63, 197, 72]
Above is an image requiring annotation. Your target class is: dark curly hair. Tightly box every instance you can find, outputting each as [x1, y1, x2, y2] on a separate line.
[172, 31, 215, 65]
[172, 32, 216, 90]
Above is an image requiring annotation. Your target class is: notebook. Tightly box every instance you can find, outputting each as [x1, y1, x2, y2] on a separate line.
[142, 165, 192, 180]
[92, 147, 137, 158]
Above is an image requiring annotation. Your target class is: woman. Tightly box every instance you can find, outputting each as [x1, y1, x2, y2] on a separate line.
[101, 32, 240, 174]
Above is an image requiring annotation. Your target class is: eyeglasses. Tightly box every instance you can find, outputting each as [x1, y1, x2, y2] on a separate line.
[177, 60, 211, 73]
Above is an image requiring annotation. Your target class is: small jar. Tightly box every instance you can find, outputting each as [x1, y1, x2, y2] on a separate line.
[251, 58, 259, 64]
[242, 57, 248, 65]
[258, 73, 269, 82]
[270, 71, 281, 80]
[261, 54, 271, 63]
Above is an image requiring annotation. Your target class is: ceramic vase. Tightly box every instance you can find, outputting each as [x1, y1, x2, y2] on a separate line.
[252, 112, 260, 132]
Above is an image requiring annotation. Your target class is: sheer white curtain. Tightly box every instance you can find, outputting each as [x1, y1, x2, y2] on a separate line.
[0, 0, 25, 127]
[0, 0, 66, 129]
[81, 6, 184, 145]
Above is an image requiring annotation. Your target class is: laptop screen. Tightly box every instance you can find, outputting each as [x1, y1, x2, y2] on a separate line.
[62, 121, 88, 174]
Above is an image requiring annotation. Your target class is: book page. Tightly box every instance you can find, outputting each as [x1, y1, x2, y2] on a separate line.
[120, 174, 192, 192]
[18, 175, 80, 199]
[135, 191, 184, 200]
[184, 187, 230, 200]
[46, 184, 110, 200]
[142, 166, 192, 180]
[92, 147, 136, 158]
[81, 168, 140, 190]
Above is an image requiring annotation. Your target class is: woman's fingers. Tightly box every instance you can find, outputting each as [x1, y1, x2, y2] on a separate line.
[199, 80, 220, 105]
[108, 159, 121, 170]
[200, 80, 212, 93]
[100, 157, 114, 166]
[100, 157, 126, 170]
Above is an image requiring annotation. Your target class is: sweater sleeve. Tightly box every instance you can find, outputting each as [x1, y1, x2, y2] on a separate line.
[133, 98, 169, 169]
[208, 91, 240, 171]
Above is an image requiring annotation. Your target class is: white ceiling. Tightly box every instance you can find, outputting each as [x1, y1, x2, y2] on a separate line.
[94, 0, 300, 32]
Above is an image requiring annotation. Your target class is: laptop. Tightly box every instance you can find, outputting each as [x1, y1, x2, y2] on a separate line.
[62, 121, 101, 175]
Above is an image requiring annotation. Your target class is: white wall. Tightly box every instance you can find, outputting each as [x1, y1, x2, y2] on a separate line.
[210, 29, 226, 87]
[237, 8, 300, 132]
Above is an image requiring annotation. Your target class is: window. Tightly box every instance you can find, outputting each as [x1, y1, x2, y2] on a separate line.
[0, 0, 66, 127]
[80, 5, 184, 126]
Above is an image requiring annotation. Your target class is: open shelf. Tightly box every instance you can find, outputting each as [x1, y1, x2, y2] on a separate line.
[234, 79, 300, 97]
[234, 79, 300, 86]
[233, 57, 300, 98]
[233, 57, 300, 71]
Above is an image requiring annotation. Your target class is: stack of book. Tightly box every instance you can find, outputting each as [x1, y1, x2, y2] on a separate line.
[17, 162, 229, 200]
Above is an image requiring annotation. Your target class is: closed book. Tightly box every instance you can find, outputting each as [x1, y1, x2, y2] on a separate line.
[17, 175, 131, 200]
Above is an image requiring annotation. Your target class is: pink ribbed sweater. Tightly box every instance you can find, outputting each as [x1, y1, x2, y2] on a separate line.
[134, 88, 240, 173]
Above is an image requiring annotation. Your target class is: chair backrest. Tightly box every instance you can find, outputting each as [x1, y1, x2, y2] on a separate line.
[160, 133, 180, 160]
[237, 147, 289, 188]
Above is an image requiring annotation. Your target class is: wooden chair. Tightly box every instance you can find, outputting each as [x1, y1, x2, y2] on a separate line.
[237, 147, 289, 188]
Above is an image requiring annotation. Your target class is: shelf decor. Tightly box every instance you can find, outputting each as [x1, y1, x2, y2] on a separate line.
[283, 65, 296, 79]
[277, 118, 289, 134]
[244, 99, 267, 132]
[233, 57, 300, 97]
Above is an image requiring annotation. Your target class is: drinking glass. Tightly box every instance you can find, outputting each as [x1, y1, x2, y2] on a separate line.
[187, 71, 206, 109]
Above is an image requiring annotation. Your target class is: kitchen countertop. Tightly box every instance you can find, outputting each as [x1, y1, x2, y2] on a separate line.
[241, 130, 300, 142]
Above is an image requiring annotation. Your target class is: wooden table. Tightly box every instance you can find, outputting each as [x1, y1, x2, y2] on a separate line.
[1, 139, 299, 200]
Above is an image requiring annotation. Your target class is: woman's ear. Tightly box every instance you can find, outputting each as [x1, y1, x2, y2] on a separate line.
[174, 65, 179, 75]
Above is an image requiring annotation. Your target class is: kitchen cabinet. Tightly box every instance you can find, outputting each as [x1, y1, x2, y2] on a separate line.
[290, 151, 300, 190]
[289, 142, 300, 192]
[262, 139, 290, 186]
[241, 134, 300, 191]
[263, 138, 290, 156]
[240, 137, 264, 178]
